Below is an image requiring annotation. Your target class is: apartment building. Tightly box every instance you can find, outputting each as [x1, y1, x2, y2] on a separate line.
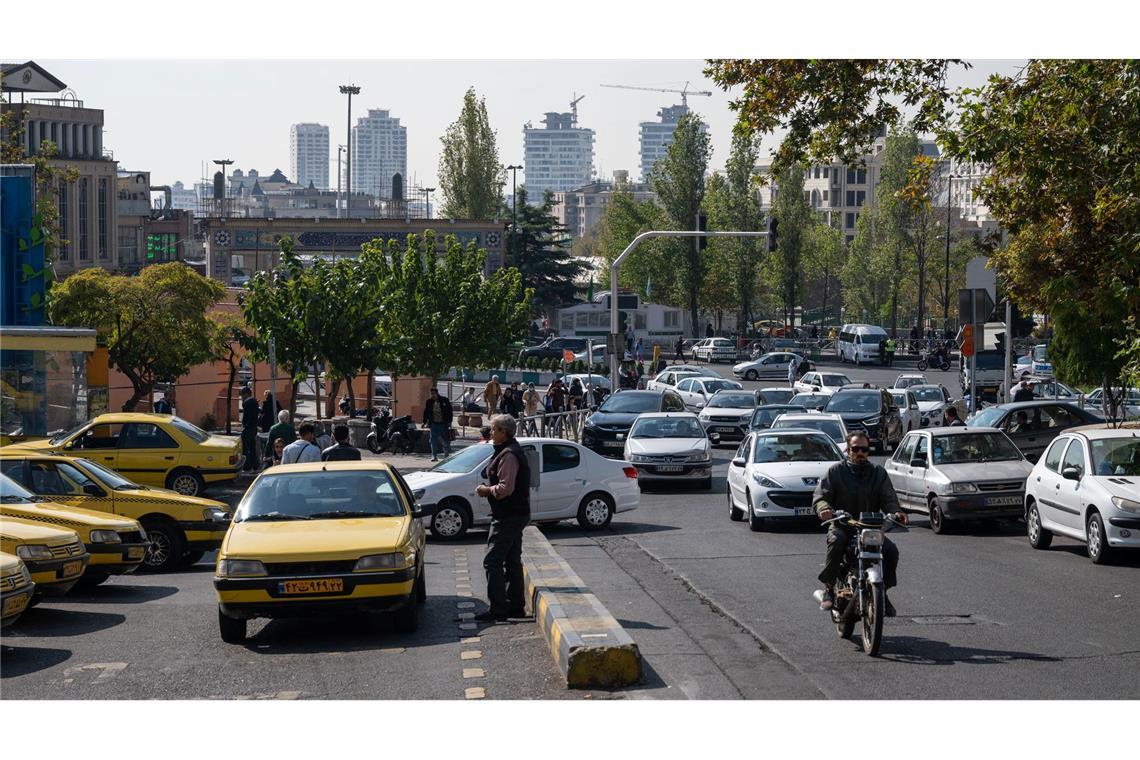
[351, 109, 407, 201]
[523, 111, 595, 197]
[552, 170, 656, 240]
[290, 123, 330, 190]
[639, 104, 708, 182]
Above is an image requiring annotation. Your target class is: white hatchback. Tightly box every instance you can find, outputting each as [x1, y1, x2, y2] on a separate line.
[1024, 426, 1140, 563]
[404, 438, 640, 539]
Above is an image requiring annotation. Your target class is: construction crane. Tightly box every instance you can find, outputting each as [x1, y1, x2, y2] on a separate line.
[600, 81, 712, 108]
[570, 92, 585, 126]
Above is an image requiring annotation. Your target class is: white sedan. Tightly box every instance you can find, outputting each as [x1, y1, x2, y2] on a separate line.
[404, 438, 640, 539]
[792, 371, 853, 396]
[770, 412, 849, 455]
[888, 388, 922, 433]
[674, 376, 744, 411]
[645, 369, 702, 393]
[726, 429, 844, 531]
[697, 390, 760, 443]
[624, 413, 713, 489]
[910, 384, 955, 427]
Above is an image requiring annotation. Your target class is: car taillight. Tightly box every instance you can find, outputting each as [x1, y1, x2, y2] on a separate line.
[623, 466, 639, 479]
[229, 453, 239, 465]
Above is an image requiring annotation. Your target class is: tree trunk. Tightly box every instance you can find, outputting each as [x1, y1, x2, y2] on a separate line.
[916, 252, 927, 343]
[346, 373, 357, 411]
[326, 377, 342, 418]
[123, 386, 147, 412]
[288, 378, 299, 417]
[890, 244, 901, 337]
[314, 363, 322, 420]
[225, 358, 236, 435]
[366, 367, 375, 414]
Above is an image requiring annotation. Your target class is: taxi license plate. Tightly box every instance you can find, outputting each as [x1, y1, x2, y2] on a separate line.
[715, 426, 736, 433]
[795, 507, 815, 516]
[61, 560, 83, 577]
[279, 579, 344, 595]
[985, 496, 1022, 507]
[127, 546, 145, 559]
[657, 465, 683, 472]
[604, 441, 624, 448]
[2, 592, 29, 617]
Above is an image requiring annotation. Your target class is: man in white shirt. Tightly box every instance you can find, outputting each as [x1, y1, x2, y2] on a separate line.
[787, 355, 800, 387]
[281, 422, 322, 464]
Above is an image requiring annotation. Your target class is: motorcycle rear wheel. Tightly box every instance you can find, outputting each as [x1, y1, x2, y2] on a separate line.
[862, 583, 884, 656]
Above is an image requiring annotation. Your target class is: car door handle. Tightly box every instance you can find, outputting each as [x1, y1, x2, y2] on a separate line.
[163, 456, 175, 460]
[1036, 476, 1041, 482]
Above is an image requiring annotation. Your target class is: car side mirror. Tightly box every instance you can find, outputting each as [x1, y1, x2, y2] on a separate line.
[63, 440, 74, 450]
[1061, 465, 1082, 481]
[909, 457, 927, 468]
[731, 457, 746, 468]
[412, 504, 425, 518]
[82, 483, 106, 497]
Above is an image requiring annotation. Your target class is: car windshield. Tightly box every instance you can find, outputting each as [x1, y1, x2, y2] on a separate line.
[969, 407, 1007, 428]
[758, 389, 794, 404]
[751, 407, 806, 427]
[631, 417, 705, 439]
[789, 394, 828, 410]
[826, 392, 880, 413]
[912, 387, 945, 402]
[431, 443, 493, 474]
[78, 458, 142, 490]
[0, 473, 36, 502]
[753, 434, 840, 463]
[820, 374, 851, 387]
[49, 421, 88, 445]
[707, 393, 756, 409]
[599, 393, 661, 414]
[931, 433, 1023, 465]
[169, 417, 211, 443]
[236, 470, 407, 521]
[772, 418, 845, 443]
[702, 380, 741, 394]
[1089, 438, 1140, 476]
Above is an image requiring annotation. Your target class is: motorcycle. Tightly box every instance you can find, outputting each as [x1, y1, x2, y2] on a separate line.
[814, 510, 906, 656]
[917, 347, 951, 371]
[365, 407, 393, 454]
[386, 414, 419, 454]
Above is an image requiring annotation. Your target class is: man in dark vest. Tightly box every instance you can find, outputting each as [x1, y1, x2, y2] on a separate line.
[475, 414, 531, 622]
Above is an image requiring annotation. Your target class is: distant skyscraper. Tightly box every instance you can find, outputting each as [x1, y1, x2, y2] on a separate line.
[351, 109, 407, 200]
[523, 111, 595, 198]
[639, 104, 707, 182]
[290, 123, 330, 190]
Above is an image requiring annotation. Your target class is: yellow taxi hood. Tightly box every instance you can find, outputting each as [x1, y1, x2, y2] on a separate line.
[1, 440, 53, 452]
[223, 517, 411, 561]
[115, 487, 227, 510]
[0, 500, 139, 532]
[0, 516, 81, 544]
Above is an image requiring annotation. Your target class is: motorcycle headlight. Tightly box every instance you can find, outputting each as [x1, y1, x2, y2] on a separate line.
[1111, 496, 1140, 514]
[355, 550, 415, 571]
[89, 530, 122, 544]
[216, 559, 267, 577]
[860, 529, 884, 549]
[752, 472, 784, 489]
[412, 489, 426, 500]
[687, 452, 711, 463]
[203, 508, 231, 523]
[951, 483, 978, 493]
[15, 544, 54, 560]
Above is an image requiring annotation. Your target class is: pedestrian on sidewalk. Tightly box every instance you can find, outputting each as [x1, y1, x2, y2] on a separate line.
[885, 336, 896, 366]
[314, 421, 333, 451]
[259, 390, 282, 432]
[461, 386, 477, 413]
[239, 387, 260, 471]
[154, 388, 174, 415]
[634, 337, 644, 362]
[267, 409, 296, 452]
[322, 424, 362, 461]
[483, 376, 501, 415]
[281, 422, 322, 464]
[522, 383, 541, 417]
[675, 335, 685, 361]
[475, 414, 531, 622]
[423, 387, 454, 461]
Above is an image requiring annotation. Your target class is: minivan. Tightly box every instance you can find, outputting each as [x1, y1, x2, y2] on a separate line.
[836, 324, 889, 365]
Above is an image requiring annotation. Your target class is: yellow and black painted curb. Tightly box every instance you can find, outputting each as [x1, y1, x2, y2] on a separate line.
[521, 526, 642, 689]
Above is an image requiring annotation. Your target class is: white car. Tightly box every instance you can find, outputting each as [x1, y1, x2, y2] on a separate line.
[792, 371, 853, 396]
[645, 369, 702, 393]
[770, 412, 849, 455]
[893, 373, 928, 390]
[697, 390, 759, 444]
[404, 438, 640, 539]
[756, 387, 797, 406]
[1083, 387, 1140, 420]
[560, 373, 610, 391]
[909, 384, 955, 428]
[888, 389, 922, 433]
[675, 376, 744, 410]
[691, 338, 737, 363]
[726, 429, 844, 531]
[1024, 426, 1140, 563]
[572, 345, 608, 365]
[659, 364, 723, 378]
[624, 413, 713, 489]
[789, 392, 831, 413]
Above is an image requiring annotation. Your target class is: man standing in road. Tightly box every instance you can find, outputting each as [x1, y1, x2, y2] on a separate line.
[281, 422, 322, 464]
[787, 354, 800, 387]
[423, 387, 454, 462]
[943, 406, 965, 426]
[259, 390, 281, 432]
[1013, 372, 1036, 402]
[675, 335, 685, 361]
[321, 424, 362, 461]
[475, 415, 531, 623]
[239, 387, 260, 472]
[885, 336, 896, 366]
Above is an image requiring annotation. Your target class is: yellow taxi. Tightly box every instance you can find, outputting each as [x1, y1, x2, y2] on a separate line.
[0, 473, 146, 586]
[1, 552, 35, 627]
[0, 452, 231, 572]
[214, 461, 427, 643]
[0, 516, 89, 596]
[8, 413, 243, 497]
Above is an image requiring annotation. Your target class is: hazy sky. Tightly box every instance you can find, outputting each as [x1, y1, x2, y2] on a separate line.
[34, 59, 1025, 194]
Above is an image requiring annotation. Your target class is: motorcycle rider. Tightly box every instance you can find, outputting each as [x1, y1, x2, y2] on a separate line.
[812, 430, 907, 616]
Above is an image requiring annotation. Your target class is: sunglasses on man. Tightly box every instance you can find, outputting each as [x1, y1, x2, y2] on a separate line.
[850, 445, 870, 453]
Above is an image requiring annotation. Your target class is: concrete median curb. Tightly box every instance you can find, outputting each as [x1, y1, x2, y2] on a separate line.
[521, 526, 642, 689]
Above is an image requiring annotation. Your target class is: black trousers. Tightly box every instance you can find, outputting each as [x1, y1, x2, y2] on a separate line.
[241, 427, 258, 471]
[819, 524, 899, 589]
[484, 514, 528, 615]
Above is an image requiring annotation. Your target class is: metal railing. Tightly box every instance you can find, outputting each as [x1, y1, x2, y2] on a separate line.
[519, 408, 592, 442]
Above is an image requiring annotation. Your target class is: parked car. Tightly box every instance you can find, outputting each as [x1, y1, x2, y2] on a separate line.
[0, 516, 88, 596]
[909, 384, 956, 428]
[214, 461, 427, 642]
[793, 371, 854, 397]
[0, 452, 232, 572]
[696, 391, 759, 443]
[645, 369, 702, 393]
[733, 352, 802, 381]
[888, 389, 922, 433]
[518, 336, 590, 362]
[748, 405, 808, 432]
[624, 413, 712, 490]
[770, 413, 849, 455]
[726, 430, 843, 531]
[1083, 387, 1140, 420]
[581, 389, 687, 457]
[887, 427, 1032, 533]
[571, 344, 608, 365]
[893, 373, 928, 390]
[658, 364, 723, 378]
[9, 413, 243, 497]
[675, 376, 744, 411]
[405, 438, 640, 539]
[756, 387, 796, 406]
[0, 552, 34, 628]
[789, 392, 831, 412]
[824, 388, 904, 454]
[691, 338, 738, 363]
[1024, 425, 1140, 563]
[966, 400, 1103, 462]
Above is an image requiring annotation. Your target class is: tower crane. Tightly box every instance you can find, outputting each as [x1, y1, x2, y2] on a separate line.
[570, 92, 585, 126]
[600, 81, 712, 108]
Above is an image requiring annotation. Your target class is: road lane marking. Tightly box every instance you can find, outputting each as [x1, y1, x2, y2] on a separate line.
[463, 668, 485, 679]
[461, 650, 483, 660]
[465, 687, 485, 699]
[62, 662, 127, 685]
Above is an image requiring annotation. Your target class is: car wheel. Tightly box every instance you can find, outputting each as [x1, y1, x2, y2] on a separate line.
[577, 492, 615, 530]
[393, 595, 419, 632]
[415, 564, 427, 604]
[218, 608, 247, 643]
[75, 571, 111, 588]
[928, 498, 948, 535]
[1087, 512, 1113, 565]
[140, 517, 187, 572]
[166, 468, 205, 497]
[748, 494, 765, 532]
[181, 550, 206, 568]
[745, 369, 758, 381]
[1026, 500, 1053, 549]
[430, 498, 471, 540]
[728, 487, 745, 522]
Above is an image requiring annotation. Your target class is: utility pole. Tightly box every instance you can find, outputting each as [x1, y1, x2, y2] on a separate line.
[421, 187, 435, 219]
[336, 144, 345, 218]
[339, 84, 360, 218]
[505, 165, 522, 265]
[943, 172, 957, 332]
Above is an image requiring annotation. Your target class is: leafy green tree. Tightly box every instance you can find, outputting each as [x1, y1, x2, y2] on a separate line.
[841, 211, 895, 323]
[770, 165, 812, 328]
[594, 185, 676, 306]
[438, 87, 503, 220]
[649, 112, 712, 332]
[699, 174, 742, 329]
[49, 263, 225, 411]
[801, 220, 846, 330]
[510, 188, 590, 315]
[207, 312, 253, 435]
[722, 130, 764, 328]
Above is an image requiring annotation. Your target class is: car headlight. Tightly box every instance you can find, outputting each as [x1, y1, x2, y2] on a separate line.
[216, 559, 267, 577]
[203, 508, 231, 523]
[687, 452, 711, 463]
[950, 483, 978, 493]
[752, 472, 784, 489]
[138, 525, 149, 541]
[629, 454, 651, 463]
[862, 416, 880, 427]
[15, 544, 54, 560]
[19, 564, 31, 585]
[89, 530, 122, 544]
[412, 489, 426, 500]
[1111, 496, 1140, 514]
[354, 550, 415, 571]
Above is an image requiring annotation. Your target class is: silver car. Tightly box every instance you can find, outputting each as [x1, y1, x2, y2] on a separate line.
[733, 352, 802, 381]
[885, 427, 1033, 534]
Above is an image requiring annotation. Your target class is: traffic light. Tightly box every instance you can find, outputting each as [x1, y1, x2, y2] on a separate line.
[766, 216, 779, 253]
[697, 212, 708, 251]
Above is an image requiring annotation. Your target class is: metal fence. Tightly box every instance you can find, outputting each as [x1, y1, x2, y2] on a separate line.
[519, 409, 592, 442]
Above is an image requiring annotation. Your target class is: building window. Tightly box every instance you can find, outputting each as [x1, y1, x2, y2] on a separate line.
[118, 226, 138, 263]
[78, 179, 89, 261]
[822, 190, 829, 202]
[664, 311, 679, 328]
[845, 234, 854, 245]
[98, 178, 109, 260]
[846, 190, 855, 206]
[58, 180, 70, 261]
[855, 190, 866, 207]
[845, 212, 855, 229]
[823, 168, 829, 179]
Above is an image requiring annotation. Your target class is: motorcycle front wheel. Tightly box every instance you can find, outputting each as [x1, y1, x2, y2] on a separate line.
[862, 583, 884, 656]
[916, 357, 928, 371]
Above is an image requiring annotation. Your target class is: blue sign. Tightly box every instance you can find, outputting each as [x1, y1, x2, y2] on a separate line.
[0, 170, 48, 326]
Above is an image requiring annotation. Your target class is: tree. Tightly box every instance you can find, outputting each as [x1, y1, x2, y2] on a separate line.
[841, 211, 895, 323]
[699, 174, 741, 328]
[722, 130, 764, 328]
[510, 188, 590, 315]
[49, 263, 225, 411]
[594, 185, 676, 306]
[649, 112, 712, 333]
[438, 87, 503, 220]
[876, 129, 923, 335]
[207, 312, 253, 435]
[770, 165, 812, 329]
[802, 220, 846, 329]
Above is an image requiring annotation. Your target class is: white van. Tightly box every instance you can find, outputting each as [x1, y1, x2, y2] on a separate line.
[836, 323, 889, 365]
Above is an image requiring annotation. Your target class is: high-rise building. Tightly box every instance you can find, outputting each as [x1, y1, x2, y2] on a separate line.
[351, 109, 407, 201]
[523, 111, 595, 198]
[639, 104, 707, 182]
[290, 123, 329, 190]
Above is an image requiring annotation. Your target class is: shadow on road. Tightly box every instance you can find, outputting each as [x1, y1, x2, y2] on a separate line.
[539, 521, 681, 538]
[65, 584, 179, 605]
[0, 645, 72, 678]
[874, 635, 1062, 665]
[8, 607, 126, 637]
[616, 618, 671, 631]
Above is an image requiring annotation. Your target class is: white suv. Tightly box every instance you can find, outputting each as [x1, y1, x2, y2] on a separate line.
[1024, 426, 1140, 564]
[692, 338, 737, 363]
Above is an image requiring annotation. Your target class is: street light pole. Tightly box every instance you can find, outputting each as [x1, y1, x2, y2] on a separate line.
[506, 164, 522, 265]
[943, 172, 957, 333]
[339, 84, 360, 219]
[420, 187, 435, 219]
[336, 144, 345, 218]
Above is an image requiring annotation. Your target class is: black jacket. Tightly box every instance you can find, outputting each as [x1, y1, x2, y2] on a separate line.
[241, 397, 260, 430]
[260, 398, 282, 432]
[484, 439, 531, 521]
[812, 460, 900, 518]
[423, 396, 453, 426]
[1013, 386, 1036, 403]
[321, 443, 362, 461]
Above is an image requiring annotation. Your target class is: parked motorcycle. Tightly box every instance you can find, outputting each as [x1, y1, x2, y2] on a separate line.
[916, 349, 951, 372]
[366, 407, 393, 454]
[813, 510, 906, 656]
[386, 415, 419, 454]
